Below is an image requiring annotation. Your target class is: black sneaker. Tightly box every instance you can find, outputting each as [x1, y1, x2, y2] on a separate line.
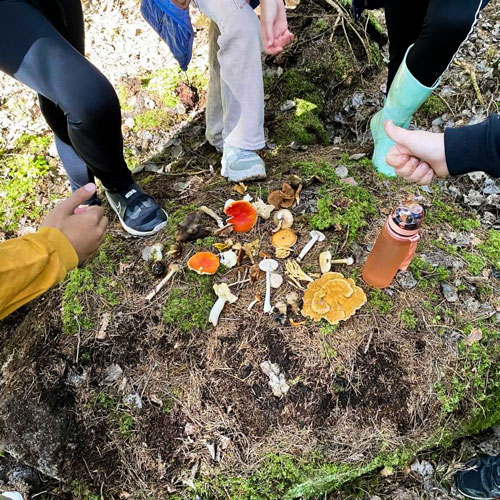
[455, 456, 500, 500]
[105, 183, 168, 237]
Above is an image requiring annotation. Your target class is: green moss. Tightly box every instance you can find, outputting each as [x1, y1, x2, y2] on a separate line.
[71, 480, 100, 500]
[401, 308, 417, 330]
[0, 138, 52, 230]
[368, 289, 392, 315]
[275, 99, 329, 146]
[61, 247, 120, 334]
[463, 252, 487, 276]
[426, 199, 480, 232]
[479, 229, 500, 270]
[133, 108, 173, 131]
[117, 413, 134, 439]
[417, 95, 447, 118]
[298, 160, 376, 243]
[90, 392, 116, 410]
[408, 257, 449, 290]
[279, 69, 323, 108]
[163, 273, 215, 333]
[311, 18, 329, 35]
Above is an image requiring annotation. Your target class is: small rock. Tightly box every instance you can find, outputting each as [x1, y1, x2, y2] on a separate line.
[431, 117, 443, 127]
[66, 368, 89, 388]
[124, 393, 143, 409]
[464, 189, 485, 207]
[280, 100, 296, 112]
[483, 179, 500, 195]
[144, 163, 163, 173]
[175, 103, 187, 115]
[124, 117, 135, 128]
[104, 364, 123, 383]
[335, 166, 349, 179]
[349, 153, 366, 161]
[410, 459, 434, 479]
[486, 194, 500, 206]
[464, 297, 481, 314]
[397, 271, 418, 290]
[455, 233, 471, 247]
[441, 283, 458, 303]
[483, 212, 497, 225]
[340, 177, 359, 186]
[171, 145, 183, 159]
[468, 171, 488, 182]
[132, 164, 145, 174]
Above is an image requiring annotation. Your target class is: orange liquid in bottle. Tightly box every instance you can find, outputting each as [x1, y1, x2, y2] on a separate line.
[362, 202, 424, 289]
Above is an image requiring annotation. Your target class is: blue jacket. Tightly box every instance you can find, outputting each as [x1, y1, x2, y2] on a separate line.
[141, 0, 260, 71]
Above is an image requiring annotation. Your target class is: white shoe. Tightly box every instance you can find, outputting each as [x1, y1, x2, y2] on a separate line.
[1, 492, 23, 500]
[221, 144, 266, 182]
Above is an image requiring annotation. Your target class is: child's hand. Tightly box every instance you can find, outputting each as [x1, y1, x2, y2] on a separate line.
[171, 0, 191, 10]
[384, 120, 450, 185]
[260, 0, 294, 55]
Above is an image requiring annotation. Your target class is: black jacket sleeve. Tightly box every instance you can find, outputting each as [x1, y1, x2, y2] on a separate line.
[444, 114, 500, 178]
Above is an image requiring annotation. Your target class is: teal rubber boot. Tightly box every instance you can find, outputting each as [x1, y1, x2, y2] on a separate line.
[370, 48, 438, 176]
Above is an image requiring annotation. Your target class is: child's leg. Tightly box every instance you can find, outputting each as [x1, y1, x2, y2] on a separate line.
[406, 0, 484, 87]
[195, 0, 265, 151]
[205, 20, 224, 150]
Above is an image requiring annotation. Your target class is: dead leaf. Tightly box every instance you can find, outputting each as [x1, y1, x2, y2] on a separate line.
[118, 262, 133, 275]
[340, 177, 359, 186]
[250, 264, 264, 283]
[233, 182, 247, 195]
[290, 319, 306, 327]
[380, 466, 394, 477]
[96, 313, 110, 340]
[464, 328, 483, 346]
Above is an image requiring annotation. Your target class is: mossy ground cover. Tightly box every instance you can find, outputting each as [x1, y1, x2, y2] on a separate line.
[1, 2, 500, 499]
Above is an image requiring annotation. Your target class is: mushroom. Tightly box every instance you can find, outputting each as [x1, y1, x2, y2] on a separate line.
[271, 228, 297, 248]
[253, 200, 275, 220]
[280, 183, 295, 208]
[224, 200, 258, 233]
[146, 263, 181, 301]
[270, 273, 283, 289]
[285, 259, 314, 282]
[167, 242, 182, 259]
[247, 294, 261, 311]
[220, 250, 237, 268]
[275, 301, 287, 316]
[297, 230, 326, 262]
[268, 190, 285, 208]
[259, 259, 279, 314]
[319, 251, 332, 273]
[275, 247, 291, 259]
[199, 206, 224, 228]
[187, 252, 220, 275]
[331, 256, 355, 266]
[286, 292, 300, 313]
[273, 209, 294, 232]
[209, 283, 238, 327]
[176, 213, 212, 242]
[301, 272, 367, 325]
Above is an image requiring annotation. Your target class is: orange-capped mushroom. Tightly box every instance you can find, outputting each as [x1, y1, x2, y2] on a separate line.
[224, 200, 258, 233]
[271, 228, 297, 248]
[187, 252, 220, 275]
[302, 272, 366, 325]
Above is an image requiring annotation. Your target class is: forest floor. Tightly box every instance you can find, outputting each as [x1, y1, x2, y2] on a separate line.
[0, 0, 500, 499]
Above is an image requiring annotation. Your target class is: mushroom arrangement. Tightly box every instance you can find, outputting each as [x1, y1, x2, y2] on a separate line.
[301, 272, 367, 325]
[146, 175, 367, 328]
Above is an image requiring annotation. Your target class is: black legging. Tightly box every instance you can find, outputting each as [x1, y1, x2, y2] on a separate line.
[384, 0, 485, 89]
[0, 0, 133, 192]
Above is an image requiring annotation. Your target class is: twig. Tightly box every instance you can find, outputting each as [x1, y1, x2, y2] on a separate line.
[456, 61, 485, 105]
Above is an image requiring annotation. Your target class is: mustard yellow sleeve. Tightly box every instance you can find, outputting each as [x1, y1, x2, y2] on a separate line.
[0, 228, 78, 319]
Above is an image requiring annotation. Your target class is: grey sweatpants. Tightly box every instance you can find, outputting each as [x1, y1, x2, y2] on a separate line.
[193, 0, 265, 151]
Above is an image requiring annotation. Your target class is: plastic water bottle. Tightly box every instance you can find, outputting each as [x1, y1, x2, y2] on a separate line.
[362, 201, 424, 289]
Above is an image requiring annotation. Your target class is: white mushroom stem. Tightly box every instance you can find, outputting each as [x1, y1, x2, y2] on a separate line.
[209, 283, 238, 327]
[146, 264, 181, 301]
[247, 298, 259, 311]
[259, 259, 278, 314]
[331, 257, 354, 265]
[297, 231, 325, 262]
[199, 206, 224, 228]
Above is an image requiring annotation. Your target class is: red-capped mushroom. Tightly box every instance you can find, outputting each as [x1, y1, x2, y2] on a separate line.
[187, 252, 220, 275]
[224, 200, 258, 233]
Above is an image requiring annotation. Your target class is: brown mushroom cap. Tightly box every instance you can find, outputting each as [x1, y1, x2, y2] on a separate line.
[187, 252, 220, 275]
[301, 272, 366, 325]
[271, 228, 297, 248]
[268, 190, 285, 208]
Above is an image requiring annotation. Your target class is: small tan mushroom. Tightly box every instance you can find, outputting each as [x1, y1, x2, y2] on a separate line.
[271, 228, 297, 248]
[273, 209, 294, 231]
[270, 273, 284, 289]
[275, 301, 288, 316]
[209, 283, 238, 326]
[275, 247, 291, 259]
[319, 251, 332, 274]
[253, 200, 275, 220]
[286, 292, 300, 313]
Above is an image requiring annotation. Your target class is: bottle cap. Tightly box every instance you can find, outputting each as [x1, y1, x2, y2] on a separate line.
[391, 201, 425, 231]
